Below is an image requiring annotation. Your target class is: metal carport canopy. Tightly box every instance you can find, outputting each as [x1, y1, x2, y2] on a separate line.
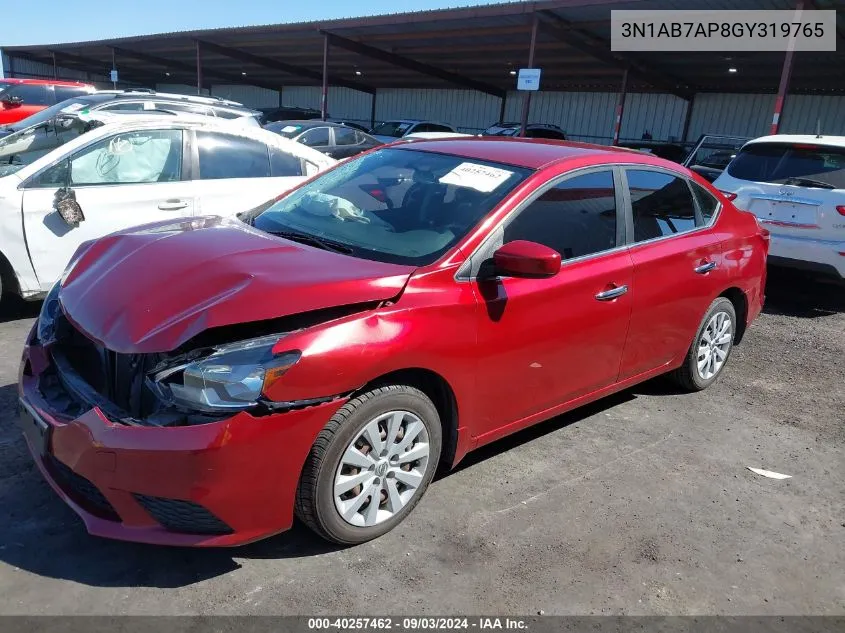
[3, 0, 844, 96]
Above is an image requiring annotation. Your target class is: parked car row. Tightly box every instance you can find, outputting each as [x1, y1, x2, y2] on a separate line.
[14, 125, 770, 547]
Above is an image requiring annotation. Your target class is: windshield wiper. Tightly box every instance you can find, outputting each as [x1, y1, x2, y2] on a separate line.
[781, 177, 836, 190]
[265, 229, 354, 255]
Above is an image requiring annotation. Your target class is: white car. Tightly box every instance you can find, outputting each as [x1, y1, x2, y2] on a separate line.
[714, 134, 845, 282]
[0, 112, 335, 300]
[370, 120, 457, 143]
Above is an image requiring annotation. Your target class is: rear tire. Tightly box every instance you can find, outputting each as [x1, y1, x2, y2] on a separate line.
[295, 385, 442, 545]
[670, 297, 737, 392]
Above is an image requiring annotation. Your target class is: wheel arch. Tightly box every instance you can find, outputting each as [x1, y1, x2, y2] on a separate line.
[0, 249, 21, 297]
[356, 367, 459, 472]
[720, 287, 748, 344]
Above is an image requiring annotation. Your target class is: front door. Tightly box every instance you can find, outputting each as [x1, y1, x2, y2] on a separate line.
[618, 168, 727, 379]
[21, 128, 194, 290]
[470, 168, 634, 439]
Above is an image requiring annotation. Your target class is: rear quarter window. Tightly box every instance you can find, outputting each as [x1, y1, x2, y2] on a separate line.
[727, 142, 845, 189]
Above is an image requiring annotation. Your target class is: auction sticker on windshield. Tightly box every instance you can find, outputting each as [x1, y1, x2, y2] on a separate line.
[439, 162, 513, 193]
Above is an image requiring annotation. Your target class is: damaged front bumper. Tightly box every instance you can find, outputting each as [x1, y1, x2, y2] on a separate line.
[18, 323, 347, 546]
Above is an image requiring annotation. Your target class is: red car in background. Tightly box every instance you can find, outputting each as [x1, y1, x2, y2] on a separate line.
[18, 138, 768, 547]
[0, 78, 94, 127]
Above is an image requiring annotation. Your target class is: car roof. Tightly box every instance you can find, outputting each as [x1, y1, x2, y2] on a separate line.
[394, 137, 646, 170]
[0, 78, 92, 87]
[744, 134, 845, 149]
[268, 120, 347, 128]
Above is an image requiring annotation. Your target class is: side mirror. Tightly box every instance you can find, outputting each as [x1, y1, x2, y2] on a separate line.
[1, 96, 23, 109]
[493, 240, 561, 278]
[53, 187, 85, 228]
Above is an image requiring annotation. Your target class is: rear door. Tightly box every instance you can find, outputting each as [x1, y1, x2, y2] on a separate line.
[192, 130, 309, 217]
[20, 127, 195, 290]
[618, 168, 726, 380]
[332, 126, 370, 158]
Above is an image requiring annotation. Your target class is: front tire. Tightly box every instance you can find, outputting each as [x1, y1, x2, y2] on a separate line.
[670, 297, 737, 392]
[295, 385, 442, 545]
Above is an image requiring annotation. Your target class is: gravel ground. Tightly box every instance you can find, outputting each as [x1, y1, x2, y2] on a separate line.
[0, 269, 842, 615]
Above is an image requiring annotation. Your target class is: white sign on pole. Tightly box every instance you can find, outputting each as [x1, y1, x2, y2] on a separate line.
[517, 68, 541, 91]
[110, 69, 119, 83]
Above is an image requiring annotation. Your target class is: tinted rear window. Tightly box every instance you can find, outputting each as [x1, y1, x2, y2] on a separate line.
[727, 142, 845, 189]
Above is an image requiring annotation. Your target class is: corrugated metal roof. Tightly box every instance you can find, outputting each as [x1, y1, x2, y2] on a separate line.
[3, 0, 841, 95]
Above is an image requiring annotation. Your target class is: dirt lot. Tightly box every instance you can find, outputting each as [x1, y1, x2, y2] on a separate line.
[0, 270, 842, 616]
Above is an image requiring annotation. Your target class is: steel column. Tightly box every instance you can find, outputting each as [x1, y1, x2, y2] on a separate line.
[321, 34, 329, 121]
[611, 67, 629, 145]
[370, 90, 377, 129]
[680, 94, 695, 144]
[196, 41, 203, 95]
[499, 93, 507, 123]
[51, 52, 57, 80]
[111, 48, 117, 89]
[771, 0, 805, 134]
[519, 13, 539, 137]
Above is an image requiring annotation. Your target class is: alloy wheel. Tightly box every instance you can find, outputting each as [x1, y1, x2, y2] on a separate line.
[697, 311, 733, 380]
[333, 410, 430, 527]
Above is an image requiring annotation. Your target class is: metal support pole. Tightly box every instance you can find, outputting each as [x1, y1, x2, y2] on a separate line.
[370, 90, 377, 130]
[196, 41, 203, 95]
[321, 34, 329, 121]
[771, 0, 804, 134]
[499, 93, 507, 123]
[680, 94, 695, 144]
[51, 52, 58, 80]
[111, 48, 117, 89]
[519, 13, 539, 137]
[611, 67, 629, 145]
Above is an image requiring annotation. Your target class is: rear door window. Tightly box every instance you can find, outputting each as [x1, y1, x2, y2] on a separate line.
[334, 127, 359, 146]
[726, 142, 845, 189]
[196, 131, 271, 180]
[626, 169, 698, 242]
[299, 127, 330, 148]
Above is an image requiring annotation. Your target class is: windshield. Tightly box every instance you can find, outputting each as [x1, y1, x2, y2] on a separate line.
[370, 122, 412, 138]
[252, 147, 532, 266]
[0, 81, 13, 97]
[0, 117, 93, 178]
[2, 96, 98, 132]
[726, 142, 845, 189]
[265, 122, 305, 138]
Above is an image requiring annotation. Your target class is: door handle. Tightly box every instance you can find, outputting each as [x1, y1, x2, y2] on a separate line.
[595, 285, 629, 301]
[694, 261, 717, 274]
[158, 199, 189, 211]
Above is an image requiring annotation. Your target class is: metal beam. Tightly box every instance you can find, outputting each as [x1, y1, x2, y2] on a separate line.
[321, 31, 505, 98]
[771, 0, 805, 134]
[195, 39, 375, 94]
[535, 10, 692, 100]
[519, 14, 539, 137]
[111, 46, 282, 92]
[321, 34, 329, 120]
[612, 67, 629, 145]
[40, 49, 162, 85]
[196, 41, 203, 94]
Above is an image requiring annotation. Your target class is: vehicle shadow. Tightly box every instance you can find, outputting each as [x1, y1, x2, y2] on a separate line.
[0, 376, 670, 588]
[0, 296, 41, 324]
[763, 267, 845, 318]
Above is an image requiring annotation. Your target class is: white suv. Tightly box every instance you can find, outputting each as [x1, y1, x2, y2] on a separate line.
[714, 135, 845, 282]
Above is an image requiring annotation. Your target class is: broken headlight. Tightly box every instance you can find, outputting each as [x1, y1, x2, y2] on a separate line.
[37, 281, 62, 345]
[152, 335, 301, 413]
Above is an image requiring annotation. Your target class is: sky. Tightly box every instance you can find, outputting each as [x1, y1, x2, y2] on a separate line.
[0, 0, 510, 47]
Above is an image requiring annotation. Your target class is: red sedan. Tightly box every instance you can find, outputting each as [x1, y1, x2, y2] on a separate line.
[18, 138, 768, 546]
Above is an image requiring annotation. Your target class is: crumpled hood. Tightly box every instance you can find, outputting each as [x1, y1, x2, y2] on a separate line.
[58, 216, 415, 353]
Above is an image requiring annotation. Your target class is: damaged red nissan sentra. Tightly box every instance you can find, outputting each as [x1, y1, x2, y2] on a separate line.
[18, 138, 769, 546]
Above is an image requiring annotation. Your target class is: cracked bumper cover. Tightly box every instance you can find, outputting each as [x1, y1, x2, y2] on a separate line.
[18, 326, 347, 547]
